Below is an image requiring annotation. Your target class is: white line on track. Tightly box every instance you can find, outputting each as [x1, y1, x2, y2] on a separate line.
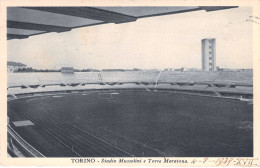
[51, 95, 64, 98]
[27, 97, 45, 103]
[26, 94, 134, 157]
[21, 112, 82, 157]
[50, 115, 134, 157]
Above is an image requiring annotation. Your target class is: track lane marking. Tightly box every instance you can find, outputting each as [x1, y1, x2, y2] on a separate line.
[20, 112, 82, 157]
[26, 100, 134, 157]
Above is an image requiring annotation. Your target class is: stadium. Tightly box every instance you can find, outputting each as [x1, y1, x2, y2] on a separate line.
[7, 71, 253, 157]
[6, 6, 253, 157]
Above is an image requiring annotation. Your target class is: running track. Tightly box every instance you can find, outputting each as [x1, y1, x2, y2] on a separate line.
[8, 97, 133, 157]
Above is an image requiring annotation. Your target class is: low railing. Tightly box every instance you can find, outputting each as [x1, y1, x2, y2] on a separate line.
[7, 81, 253, 89]
[7, 81, 253, 100]
[7, 126, 45, 157]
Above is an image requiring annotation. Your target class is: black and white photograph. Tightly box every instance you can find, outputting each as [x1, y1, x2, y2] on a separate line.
[1, 1, 260, 167]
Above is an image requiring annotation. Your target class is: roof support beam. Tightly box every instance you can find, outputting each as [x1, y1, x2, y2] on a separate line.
[23, 7, 137, 24]
[137, 8, 202, 19]
[8, 21, 71, 32]
[7, 34, 29, 39]
[199, 6, 238, 12]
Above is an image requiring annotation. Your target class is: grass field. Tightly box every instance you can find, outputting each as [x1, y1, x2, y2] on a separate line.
[8, 90, 253, 157]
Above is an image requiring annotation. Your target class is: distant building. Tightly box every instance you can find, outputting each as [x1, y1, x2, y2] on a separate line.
[164, 68, 174, 71]
[82, 68, 100, 72]
[187, 68, 201, 71]
[174, 67, 187, 72]
[7, 61, 27, 72]
[202, 38, 216, 71]
[61, 67, 74, 73]
[132, 68, 142, 71]
[102, 69, 125, 72]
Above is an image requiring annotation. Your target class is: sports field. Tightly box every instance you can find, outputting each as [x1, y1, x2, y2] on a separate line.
[8, 90, 253, 157]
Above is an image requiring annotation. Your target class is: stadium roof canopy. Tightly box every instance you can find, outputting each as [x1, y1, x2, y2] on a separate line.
[7, 6, 237, 40]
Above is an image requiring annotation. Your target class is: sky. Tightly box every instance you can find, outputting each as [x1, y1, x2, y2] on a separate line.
[7, 7, 253, 70]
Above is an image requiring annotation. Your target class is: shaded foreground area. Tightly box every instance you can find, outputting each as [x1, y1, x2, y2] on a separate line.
[8, 90, 253, 157]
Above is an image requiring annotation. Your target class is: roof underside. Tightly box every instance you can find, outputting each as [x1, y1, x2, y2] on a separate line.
[7, 6, 237, 40]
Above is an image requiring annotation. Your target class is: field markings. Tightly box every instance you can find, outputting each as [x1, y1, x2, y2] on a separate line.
[26, 92, 97, 103]
[51, 95, 64, 98]
[26, 96, 49, 103]
[13, 120, 34, 127]
[82, 92, 95, 96]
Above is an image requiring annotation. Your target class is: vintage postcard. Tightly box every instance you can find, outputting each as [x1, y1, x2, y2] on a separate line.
[0, 0, 259, 167]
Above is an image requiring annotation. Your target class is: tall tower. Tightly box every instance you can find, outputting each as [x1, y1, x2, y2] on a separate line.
[201, 38, 216, 71]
